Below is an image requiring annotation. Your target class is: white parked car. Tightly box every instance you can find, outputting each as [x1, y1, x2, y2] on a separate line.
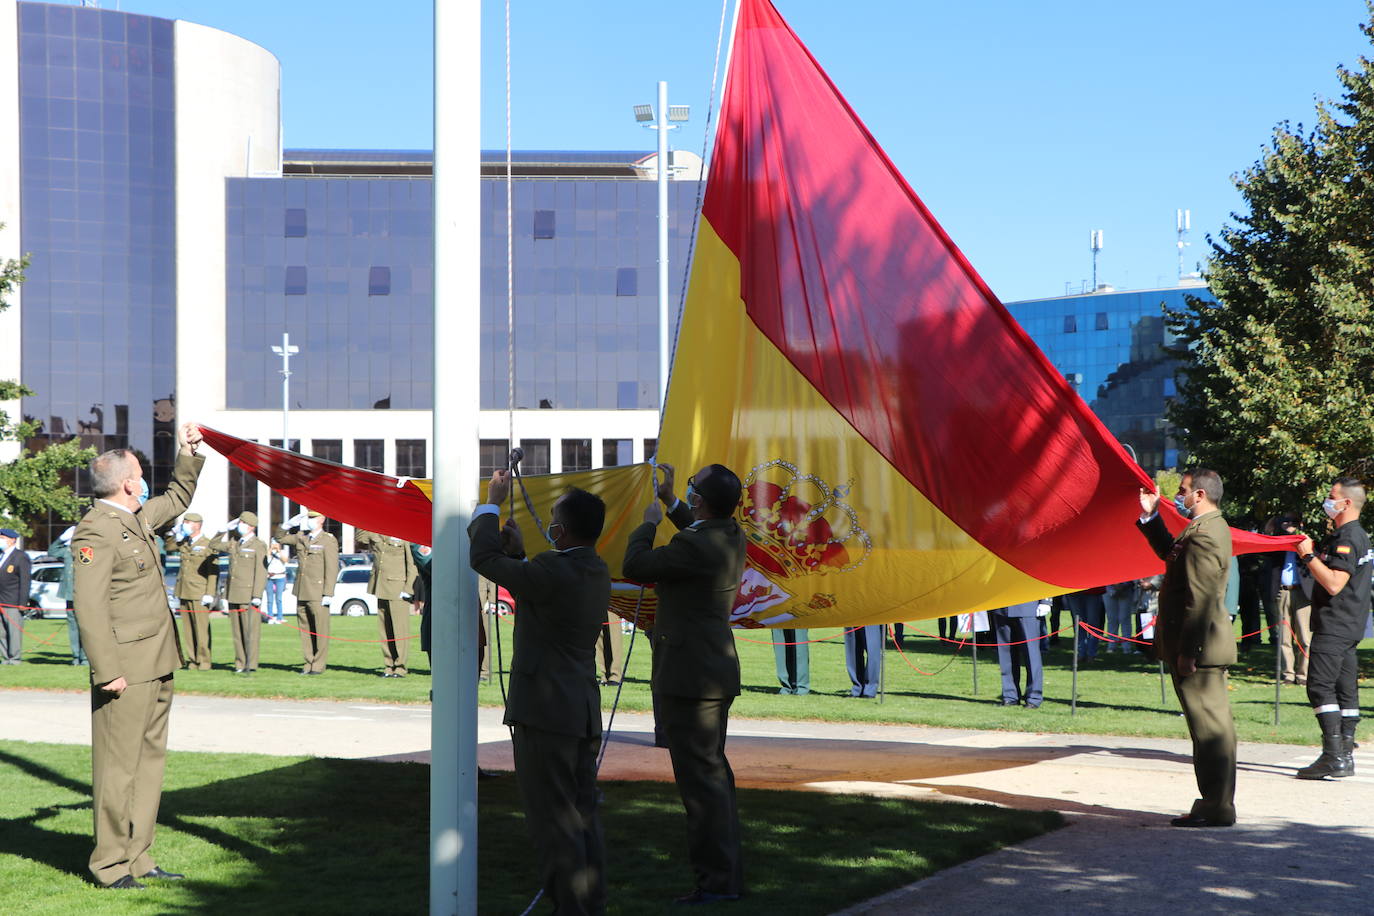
[27, 559, 68, 619]
[330, 565, 378, 617]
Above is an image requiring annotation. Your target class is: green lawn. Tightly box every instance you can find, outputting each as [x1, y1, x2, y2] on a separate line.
[7, 615, 1370, 745]
[0, 739, 1062, 915]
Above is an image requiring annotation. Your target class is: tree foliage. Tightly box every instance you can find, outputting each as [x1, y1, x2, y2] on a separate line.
[0, 222, 95, 535]
[1166, 6, 1374, 528]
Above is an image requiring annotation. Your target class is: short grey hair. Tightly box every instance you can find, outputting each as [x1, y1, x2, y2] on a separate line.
[90, 449, 137, 498]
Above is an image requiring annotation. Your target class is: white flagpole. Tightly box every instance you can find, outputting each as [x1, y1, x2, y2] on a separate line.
[431, 1, 481, 913]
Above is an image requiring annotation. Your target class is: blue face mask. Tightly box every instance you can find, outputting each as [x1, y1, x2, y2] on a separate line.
[1173, 494, 1191, 518]
[138, 479, 150, 505]
[686, 481, 701, 510]
[546, 522, 563, 544]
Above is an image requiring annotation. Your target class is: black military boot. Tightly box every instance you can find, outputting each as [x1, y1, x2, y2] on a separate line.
[1337, 718, 1358, 778]
[1297, 735, 1351, 779]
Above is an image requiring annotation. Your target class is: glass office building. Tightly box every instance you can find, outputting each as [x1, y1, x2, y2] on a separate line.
[1004, 283, 1211, 472]
[15, 1, 178, 492]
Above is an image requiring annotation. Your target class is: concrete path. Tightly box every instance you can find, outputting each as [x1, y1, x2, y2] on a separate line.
[3, 688, 1371, 913]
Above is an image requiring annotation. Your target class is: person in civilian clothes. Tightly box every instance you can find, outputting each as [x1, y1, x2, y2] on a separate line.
[1270, 516, 1313, 685]
[992, 599, 1048, 707]
[623, 462, 748, 905]
[209, 512, 268, 674]
[275, 510, 338, 674]
[73, 423, 204, 887]
[0, 528, 31, 664]
[1136, 468, 1237, 828]
[48, 525, 86, 664]
[470, 471, 611, 916]
[1294, 478, 1372, 779]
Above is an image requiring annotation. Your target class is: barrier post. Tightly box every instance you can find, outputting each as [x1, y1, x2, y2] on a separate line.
[877, 625, 886, 705]
[1274, 622, 1282, 726]
[1070, 609, 1079, 717]
[970, 621, 978, 697]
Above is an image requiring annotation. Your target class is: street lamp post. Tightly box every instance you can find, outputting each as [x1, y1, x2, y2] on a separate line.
[634, 85, 689, 411]
[270, 331, 299, 450]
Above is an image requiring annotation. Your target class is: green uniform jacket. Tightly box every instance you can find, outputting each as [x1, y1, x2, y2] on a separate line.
[166, 534, 220, 600]
[72, 452, 205, 686]
[355, 530, 417, 600]
[209, 533, 269, 605]
[1138, 509, 1236, 666]
[622, 502, 747, 699]
[275, 528, 338, 600]
[46, 537, 74, 602]
[469, 513, 610, 738]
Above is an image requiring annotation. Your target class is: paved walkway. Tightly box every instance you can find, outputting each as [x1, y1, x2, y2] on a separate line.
[3, 689, 1371, 913]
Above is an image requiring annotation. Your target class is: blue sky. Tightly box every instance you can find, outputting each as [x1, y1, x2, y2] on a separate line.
[97, 0, 1370, 301]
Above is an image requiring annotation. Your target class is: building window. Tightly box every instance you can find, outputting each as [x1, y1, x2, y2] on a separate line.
[354, 439, 384, 474]
[1163, 377, 1177, 397]
[228, 440, 256, 522]
[285, 208, 307, 238]
[1062, 315, 1076, 334]
[616, 267, 638, 297]
[396, 439, 427, 478]
[519, 439, 550, 476]
[1094, 312, 1109, 331]
[480, 439, 510, 478]
[369, 266, 391, 296]
[643, 438, 658, 463]
[562, 439, 592, 472]
[617, 381, 638, 409]
[534, 209, 555, 239]
[285, 266, 307, 296]
[311, 439, 344, 543]
[603, 439, 633, 467]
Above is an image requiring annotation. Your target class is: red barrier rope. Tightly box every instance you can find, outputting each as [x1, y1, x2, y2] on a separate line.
[0, 604, 67, 646]
[886, 624, 967, 676]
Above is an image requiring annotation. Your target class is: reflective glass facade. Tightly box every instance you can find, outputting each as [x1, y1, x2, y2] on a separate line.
[225, 162, 700, 411]
[17, 1, 178, 493]
[1005, 286, 1211, 471]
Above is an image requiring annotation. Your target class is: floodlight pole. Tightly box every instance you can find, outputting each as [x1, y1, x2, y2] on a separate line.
[656, 80, 670, 407]
[431, 1, 481, 914]
[270, 331, 299, 450]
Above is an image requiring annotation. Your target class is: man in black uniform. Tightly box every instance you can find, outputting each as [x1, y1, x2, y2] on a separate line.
[1294, 477, 1372, 780]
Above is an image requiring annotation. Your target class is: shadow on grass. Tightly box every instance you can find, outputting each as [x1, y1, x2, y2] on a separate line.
[0, 744, 1061, 915]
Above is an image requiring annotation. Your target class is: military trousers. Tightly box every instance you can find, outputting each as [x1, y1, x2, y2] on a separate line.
[0, 602, 22, 663]
[376, 598, 410, 676]
[1276, 587, 1311, 682]
[597, 611, 625, 684]
[297, 600, 330, 673]
[229, 604, 262, 671]
[179, 599, 212, 669]
[511, 723, 606, 916]
[1170, 665, 1237, 824]
[89, 674, 174, 886]
[658, 693, 744, 896]
[771, 628, 810, 694]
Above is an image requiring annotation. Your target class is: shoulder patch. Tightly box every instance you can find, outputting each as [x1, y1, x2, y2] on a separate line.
[1335, 545, 1352, 555]
[78, 546, 94, 565]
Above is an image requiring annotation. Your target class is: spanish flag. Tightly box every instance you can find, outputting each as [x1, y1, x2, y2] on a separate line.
[201, 0, 1291, 630]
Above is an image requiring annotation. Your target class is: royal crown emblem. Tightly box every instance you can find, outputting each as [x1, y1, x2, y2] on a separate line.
[738, 459, 872, 579]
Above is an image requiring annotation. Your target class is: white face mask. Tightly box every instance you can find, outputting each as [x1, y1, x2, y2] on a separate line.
[1323, 498, 1344, 520]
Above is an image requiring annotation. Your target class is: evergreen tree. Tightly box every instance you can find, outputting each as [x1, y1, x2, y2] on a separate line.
[0, 223, 95, 535]
[1166, 6, 1374, 527]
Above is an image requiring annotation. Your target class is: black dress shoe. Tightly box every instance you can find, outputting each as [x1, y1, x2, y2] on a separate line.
[1170, 814, 1234, 828]
[142, 866, 185, 880]
[998, 699, 1018, 706]
[105, 875, 146, 889]
[674, 889, 742, 905]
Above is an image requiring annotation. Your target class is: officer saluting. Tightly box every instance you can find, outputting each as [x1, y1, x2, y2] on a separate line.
[275, 510, 338, 674]
[210, 512, 269, 674]
[72, 422, 205, 888]
[355, 529, 417, 678]
[1294, 477, 1372, 779]
[166, 513, 218, 670]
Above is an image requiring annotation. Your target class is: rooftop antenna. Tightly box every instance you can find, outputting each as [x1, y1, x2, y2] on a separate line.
[1176, 209, 1191, 281]
[1090, 229, 1103, 290]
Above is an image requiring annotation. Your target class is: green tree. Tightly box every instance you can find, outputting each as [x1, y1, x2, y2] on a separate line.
[0, 222, 95, 535]
[1166, 6, 1374, 528]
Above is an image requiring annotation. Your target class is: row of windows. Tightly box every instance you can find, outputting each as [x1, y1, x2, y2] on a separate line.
[477, 438, 658, 478]
[276, 263, 641, 298]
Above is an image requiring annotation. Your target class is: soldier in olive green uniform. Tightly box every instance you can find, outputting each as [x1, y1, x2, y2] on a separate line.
[1137, 468, 1237, 828]
[165, 512, 219, 670]
[471, 472, 611, 916]
[73, 423, 204, 889]
[355, 529, 417, 677]
[275, 510, 338, 674]
[623, 463, 748, 904]
[209, 511, 269, 673]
